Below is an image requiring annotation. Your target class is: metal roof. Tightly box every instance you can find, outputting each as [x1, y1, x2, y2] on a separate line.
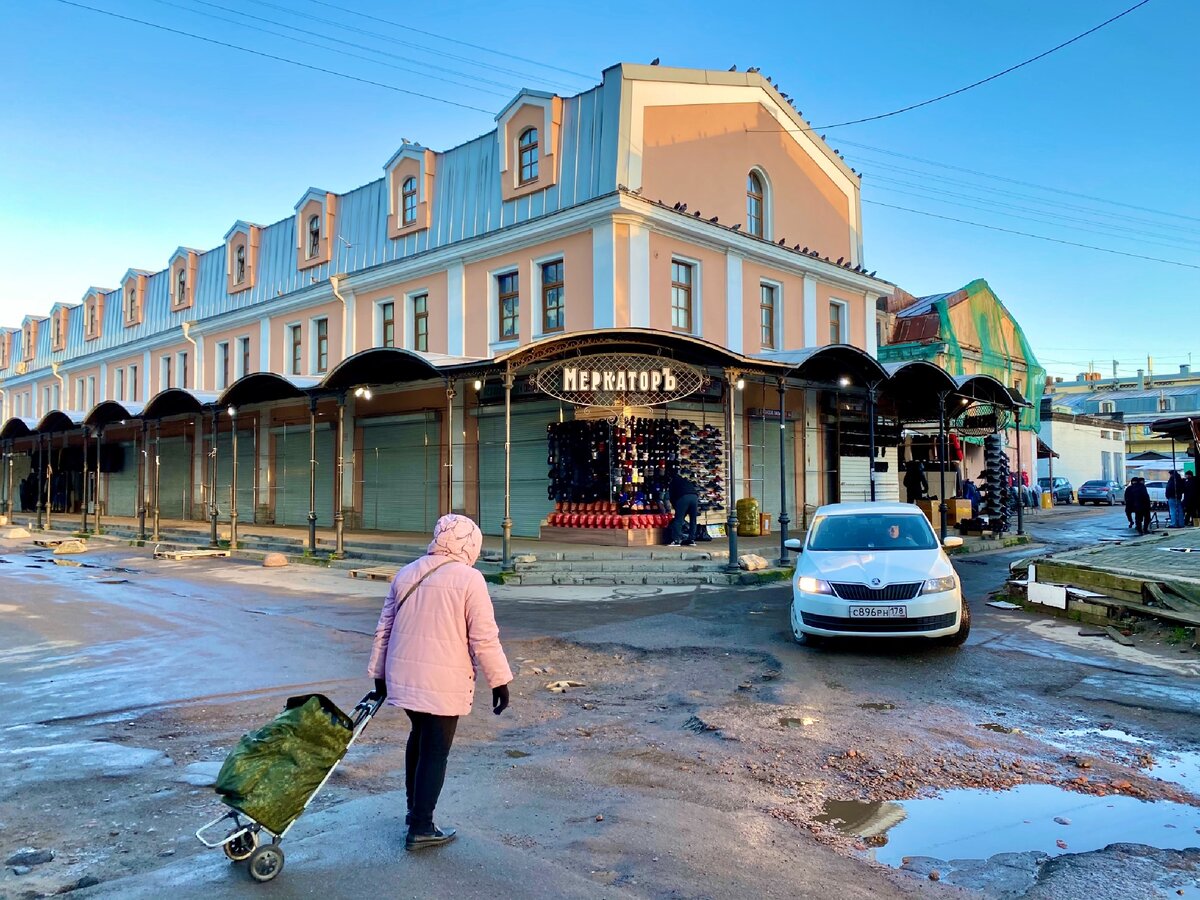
[895, 292, 954, 319]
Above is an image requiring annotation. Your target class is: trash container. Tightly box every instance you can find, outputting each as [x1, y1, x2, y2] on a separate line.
[1040, 491, 1053, 509]
[736, 497, 761, 536]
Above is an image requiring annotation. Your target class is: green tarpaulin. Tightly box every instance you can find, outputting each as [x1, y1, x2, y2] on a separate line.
[215, 695, 353, 834]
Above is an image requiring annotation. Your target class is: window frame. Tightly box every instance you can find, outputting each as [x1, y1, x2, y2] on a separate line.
[537, 258, 565, 336]
[379, 299, 396, 348]
[289, 323, 303, 376]
[411, 293, 429, 353]
[115, 367, 125, 402]
[176, 266, 187, 307]
[747, 171, 765, 238]
[759, 281, 778, 350]
[160, 355, 172, 391]
[234, 245, 247, 285]
[401, 177, 418, 226]
[124, 284, 139, 325]
[129, 364, 139, 402]
[307, 213, 321, 260]
[828, 299, 847, 344]
[312, 317, 329, 374]
[518, 127, 539, 185]
[497, 270, 520, 341]
[177, 351, 189, 390]
[670, 259, 696, 334]
[237, 336, 251, 379]
[217, 341, 231, 390]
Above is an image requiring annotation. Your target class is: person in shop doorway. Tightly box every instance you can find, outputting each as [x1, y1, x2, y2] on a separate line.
[368, 513, 513, 851]
[902, 459, 928, 504]
[1183, 471, 1199, 526]
[1166, 470, 1185, 527]
[1126, 477, 1152, 536]
[668, 471, 699, 547]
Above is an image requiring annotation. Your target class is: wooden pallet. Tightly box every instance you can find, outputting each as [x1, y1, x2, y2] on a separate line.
[539, 525, 667, 547]
[153, 547, 231, 560]
[32, 538, 65, 548]
[349, 566, 396, 582]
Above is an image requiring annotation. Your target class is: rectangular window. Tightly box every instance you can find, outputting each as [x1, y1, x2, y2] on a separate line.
[238, 336, 251, 379]
[540, 260, 564, 334]
[116, 367, 125, 402]
[381, 301, 395, 348]
[87, 375, 96, 408]
[290, 324, 303, 375]
[87, 303, 96, 337]
[759, 283, 776, 349]
[829, 301, 844, 344]
[315, 318, 329, 374]
[161, 356, 172, 390]
[179, 352, 189, 389]
[412, 295, 428, 352]
[75, 378, 84, 411]
[130, 364, 138, 402]
[217, 342, 230, 390]
[671, 261, 693, 332]
[44, 386, 51, 413]
[497, 272, 519, 340]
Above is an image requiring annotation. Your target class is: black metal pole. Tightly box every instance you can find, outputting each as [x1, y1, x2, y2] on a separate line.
[724, 372, 740, 573]
[209, 410, 219, 547]
[501, 372, 514, 572]
[37, 434, 46, 530]
[138, 420, 148, 541]
[937, 393, 948, 543]
[152, 421, 161, 541]
[81, 426, 90, 533]
[445, 381, 455, 514]
[867, 385, 878, 502]
[3, 440, 12, 520]
[93, 426, 102, 534]
[230, 408, 239, 550]
[307, 395, 318, 555]
[776, 378, 790, 566]
[334, 392, 345, 559]
[1016, 413, 1025, 536]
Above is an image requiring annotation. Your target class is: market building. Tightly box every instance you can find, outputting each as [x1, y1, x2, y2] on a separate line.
[1036, 402, 1128, 488]
[0, 63, 1024, 563]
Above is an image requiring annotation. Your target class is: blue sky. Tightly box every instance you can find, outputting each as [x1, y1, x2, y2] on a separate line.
[2, 0, 1196, 379]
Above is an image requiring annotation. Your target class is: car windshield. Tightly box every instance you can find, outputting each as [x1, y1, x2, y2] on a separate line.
[1037, 478, 1050, 487]
[807, 514, 938, 552]
[1082, 481, 1107, 488]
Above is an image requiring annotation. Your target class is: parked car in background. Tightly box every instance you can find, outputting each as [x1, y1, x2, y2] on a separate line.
[786, 503, 969, 648]
[1145, 481, 1168, 509]
[1037, 476, 1073, 503]
[1077, 479, 1122, 505]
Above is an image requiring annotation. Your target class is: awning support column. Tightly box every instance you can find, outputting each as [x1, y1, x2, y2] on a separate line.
[208, 410, 219, 548]
[37, 434, 46, 530]
[937, 392, 948, 543]
[229, 407, 239, 552]
[1015, 413, 1025, 536]
[138, 420, 148, 542]
[93, 428, 103, 534]
[307, 395, 318, 555]
[724, 370, 740, 574]
[81, 426, 90, 533]
[445, 380, 456, 515]
[334, 392, 346, 559]
[152, 421, 161, 541]
[867, 384, 879, 502]
[2, 441, 12, 519]
[501, 370, 514, 573]
[776, 378, 791, 567]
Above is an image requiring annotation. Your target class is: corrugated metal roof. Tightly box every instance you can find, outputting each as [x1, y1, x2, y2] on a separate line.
[896, 291, 954, 319]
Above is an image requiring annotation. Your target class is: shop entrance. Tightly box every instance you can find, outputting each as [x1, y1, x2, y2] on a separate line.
[106, 441, 139, 517]
[273, 424, 334, 527]
[477, 404, 559, 538]
[359, 415, 441, 533]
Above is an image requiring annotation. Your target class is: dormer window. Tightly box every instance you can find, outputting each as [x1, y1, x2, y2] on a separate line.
[51, 313, 63, 350]
[225, 222, 261, 292]
[177, 267, 187, 306]
[170, 248, 197, 310]
[307, 214, 321, 259]
[401, 177, 417, 226]
[125, 285, 138, 323]
[518, 127, 539, 184]
[235, 246, 246, 284]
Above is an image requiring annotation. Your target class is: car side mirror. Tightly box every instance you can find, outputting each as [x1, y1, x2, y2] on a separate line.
[784, 538, 803, 552]
[943, 536, 964, 549]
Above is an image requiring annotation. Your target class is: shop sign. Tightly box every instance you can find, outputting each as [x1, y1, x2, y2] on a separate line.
[534, 353, 704, 408]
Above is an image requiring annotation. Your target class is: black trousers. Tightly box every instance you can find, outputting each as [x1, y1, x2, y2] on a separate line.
[671, 494, 699, 543]
[1134, 508, 1151, 534]
[405, 710, 459, 832]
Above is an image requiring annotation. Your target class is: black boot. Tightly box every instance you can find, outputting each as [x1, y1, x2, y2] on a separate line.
[405, 824, 457, 851]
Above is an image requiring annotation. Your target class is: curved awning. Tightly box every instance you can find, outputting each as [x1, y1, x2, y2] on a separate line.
[85, 400, 146, 428]
[1150, 416, 1197, 441]
[319, 347, 443, 392]
[142, 388, 220, 419]
[219, 373, 319, 409]
[490, 328, 781, 374]
[880, 360, 959, 419]
[0, 417, 39, 440]
[767, 344, 888, 388]
[954, 374, 1021, 408]
[36, 410, 86, 432]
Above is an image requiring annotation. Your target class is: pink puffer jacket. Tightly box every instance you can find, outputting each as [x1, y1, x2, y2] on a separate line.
[368, 515, 513, 717]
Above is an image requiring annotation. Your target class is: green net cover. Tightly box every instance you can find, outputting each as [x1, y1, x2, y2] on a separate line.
[215, 695, 353, 834]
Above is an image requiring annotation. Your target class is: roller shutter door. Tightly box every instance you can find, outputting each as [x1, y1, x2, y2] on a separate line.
[214, 430, 256, 523]
[477, 405, 558, 537]
[839, 449, 901, 503]
[748, 417, 797, 524]
[106, 441, 139, 518]
[273, 424, 334, 527]
[156, 437, 191, 520]
[6, 454, 32, 512]
[360, 418, 442, 534]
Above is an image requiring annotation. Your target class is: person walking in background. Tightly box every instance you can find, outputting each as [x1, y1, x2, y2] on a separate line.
[368, 514, 513, 851]
[1123, 478, 1137, 529]
[668, 470, 699, 547]
[1127, 477, 1152, 536]
[1166, 470, 1185, 527]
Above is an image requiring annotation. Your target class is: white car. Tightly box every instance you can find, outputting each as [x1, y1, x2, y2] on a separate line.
[786, 503, 970, 647]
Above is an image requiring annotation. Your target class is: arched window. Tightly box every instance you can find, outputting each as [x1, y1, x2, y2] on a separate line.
[746, 171, 765, 237]
[401, 176, 417, 226]
[518, 127, 539, 184]
[235, 245, 246, 284]
[307, 214, 321, 259]
[176, 267, 187, 305]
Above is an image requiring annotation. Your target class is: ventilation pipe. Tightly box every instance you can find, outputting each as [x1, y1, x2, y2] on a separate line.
[181, 322, 201, 390]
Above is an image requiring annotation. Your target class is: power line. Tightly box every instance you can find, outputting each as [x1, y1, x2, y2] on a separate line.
[50, 0, 494, 114]
[147, 0, 514, 97]
[863, 199, 1200, 270]
[299, 0, 593, 83]
[811, 0, 1154, 128]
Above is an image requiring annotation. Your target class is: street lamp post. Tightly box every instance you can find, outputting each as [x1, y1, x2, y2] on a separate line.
[307, 395, 318, 555]
[229, 406, 239, 551]
[776, 378, 790, 567]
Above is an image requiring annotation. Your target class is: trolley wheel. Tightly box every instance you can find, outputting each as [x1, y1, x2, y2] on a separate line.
[247, 843, 285, 883]
[222, 829, 258, 862]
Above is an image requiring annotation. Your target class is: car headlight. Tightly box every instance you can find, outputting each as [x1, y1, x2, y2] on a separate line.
[798, 576, 833, 594]
[922, 575, 958, 594]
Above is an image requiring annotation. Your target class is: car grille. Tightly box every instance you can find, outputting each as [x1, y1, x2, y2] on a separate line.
[829, 581, 923, 601]
[801, 612, 958, 633]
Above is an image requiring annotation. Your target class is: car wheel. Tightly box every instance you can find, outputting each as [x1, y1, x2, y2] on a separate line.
[791, 614, 820, 647]
[942, 599, 971, 647]
[1108, 496, 1115, 506]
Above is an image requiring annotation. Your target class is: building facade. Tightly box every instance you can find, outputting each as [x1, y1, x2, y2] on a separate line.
[1036, 408, 1128, 488]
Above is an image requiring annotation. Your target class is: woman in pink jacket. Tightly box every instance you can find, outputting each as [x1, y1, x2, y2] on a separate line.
[368, 514, 513, 851]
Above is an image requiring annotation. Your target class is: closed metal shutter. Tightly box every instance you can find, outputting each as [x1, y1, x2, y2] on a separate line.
[273, 424, 334, 527]
[156, 436, 191, 520]
[214, 430, 256, 523]
[839, 449, 900, 503]
[7, 454, 32, 512]
[106, 441, 139, 517]
[748, 417, 797, 524]
[361, 417, 441, 533]
[477, 405, 559, 537]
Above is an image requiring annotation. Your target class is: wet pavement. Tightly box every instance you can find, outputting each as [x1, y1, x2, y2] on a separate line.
[0, 504, 1197, 898]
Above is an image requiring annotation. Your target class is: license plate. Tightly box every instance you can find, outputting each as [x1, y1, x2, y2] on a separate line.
[848, 605, 907, 619]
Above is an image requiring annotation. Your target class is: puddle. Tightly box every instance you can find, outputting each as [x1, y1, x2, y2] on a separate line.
[779, 717, 816, 728]
[858, 703, 896, 711]
[1057, 727, 1151, 746]
[53, 559, 82, 567]
[816, 784, 1200, 867]
[505, 750, 531, 759]
[978, 722, 1022, 734]
[1149, 749, 1200, 795]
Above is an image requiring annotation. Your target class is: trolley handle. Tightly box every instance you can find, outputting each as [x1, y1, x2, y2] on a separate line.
[352, 691, 385, 728]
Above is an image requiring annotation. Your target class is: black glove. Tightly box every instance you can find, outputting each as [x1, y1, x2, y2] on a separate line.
[373, 678, 387, 701]
[492, 683, 510, 716]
